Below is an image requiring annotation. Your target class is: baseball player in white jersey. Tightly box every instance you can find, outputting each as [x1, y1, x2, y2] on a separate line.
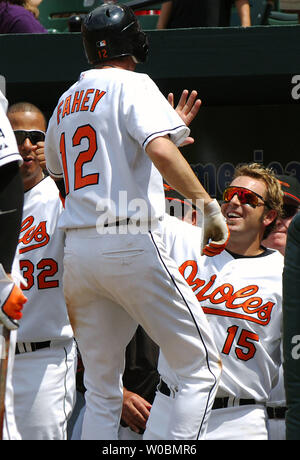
[69, 90, 204, 441]
[144, 163, 285, 440]
[0, 90, 27, 440]
[7, 103, 77, 440]
[44, 3, 229, 440]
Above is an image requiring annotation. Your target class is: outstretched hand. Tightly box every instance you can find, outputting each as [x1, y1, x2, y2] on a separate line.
[168, 89, 201, 146]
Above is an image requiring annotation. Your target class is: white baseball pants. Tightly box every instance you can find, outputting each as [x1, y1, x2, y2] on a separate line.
[0, 328, 20, 440]
[71, 404, 144, 440]
[63, 225, 221, 440]
[12, 338, 77, 440]
[205, 405, 268, 440]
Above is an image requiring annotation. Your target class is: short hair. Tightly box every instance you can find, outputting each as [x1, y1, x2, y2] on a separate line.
[233, 162, 284, 238]
[7, 102, 47, 129]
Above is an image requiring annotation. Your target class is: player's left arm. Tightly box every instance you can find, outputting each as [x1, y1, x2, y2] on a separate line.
[165, 89, 229, 255]
[146, 137, 229, 255]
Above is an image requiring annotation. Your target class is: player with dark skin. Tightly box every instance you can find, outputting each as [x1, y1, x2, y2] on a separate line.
[7, 105, 46, 192]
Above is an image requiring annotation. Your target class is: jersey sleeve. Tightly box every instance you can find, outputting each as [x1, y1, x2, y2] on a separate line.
[122, 74, 190, 149]
[0, 104, 22, 168]
[44, 114, 63, 179]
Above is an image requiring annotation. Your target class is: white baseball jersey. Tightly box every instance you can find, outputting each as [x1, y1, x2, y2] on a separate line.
[45, 68, 189, 230]
[45, 68, 224, 440]
[17, 176, 73, 342]
[159, 216, 283, 403]
[0, 90, 22, 168]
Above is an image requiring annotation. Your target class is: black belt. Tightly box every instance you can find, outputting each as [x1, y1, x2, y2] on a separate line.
[158, 380, 257, 409]
[15, 340, 51, 355]
[267, 406, 287, 419]
[103, 218, 131, 227]
[213, 397, 256, 409]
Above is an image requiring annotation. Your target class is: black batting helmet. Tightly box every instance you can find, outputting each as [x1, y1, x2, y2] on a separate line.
[81, 3, 149, 66]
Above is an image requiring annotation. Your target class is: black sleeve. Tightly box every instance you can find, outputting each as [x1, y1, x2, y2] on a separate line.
[122, 325, 160, 404]
[0, 161, 24, 273]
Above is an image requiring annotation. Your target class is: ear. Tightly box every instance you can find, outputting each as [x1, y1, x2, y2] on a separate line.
[263, 209, 277, 227]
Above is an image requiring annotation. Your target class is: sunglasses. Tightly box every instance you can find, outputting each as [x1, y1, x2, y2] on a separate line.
[282, 204, 299, 219]
[14, 129, 45, 145]
[223, 186, 270, 209]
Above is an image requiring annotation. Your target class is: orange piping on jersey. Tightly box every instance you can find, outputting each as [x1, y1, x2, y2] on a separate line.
[59, 193, 65, 208]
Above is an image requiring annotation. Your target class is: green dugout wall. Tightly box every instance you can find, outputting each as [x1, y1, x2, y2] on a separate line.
[1, 25, 300, 198]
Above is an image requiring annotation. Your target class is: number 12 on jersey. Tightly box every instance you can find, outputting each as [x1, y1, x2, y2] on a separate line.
[222, 325, 259, 361]
[60, 124, 99, 195]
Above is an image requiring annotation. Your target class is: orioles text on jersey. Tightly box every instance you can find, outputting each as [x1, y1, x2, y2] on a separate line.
[19, 215, 50, 254]
[179, 259, 275, 326]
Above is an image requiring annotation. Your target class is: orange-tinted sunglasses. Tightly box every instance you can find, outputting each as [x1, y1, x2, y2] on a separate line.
[223, 186, 270, 208]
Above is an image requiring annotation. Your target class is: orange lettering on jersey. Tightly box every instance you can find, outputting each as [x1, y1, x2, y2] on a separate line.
[57, 88, 106, 121]
[80, 89, 95, 111]
[56, 100, 64, 125]
[90, 90, 106, 112]
[179, 260, 275, 326]
[71, 90, 84, 113]
[19, 216, 50, 254]
[179, 260, 205, 291]
[62, 96, 71, 118]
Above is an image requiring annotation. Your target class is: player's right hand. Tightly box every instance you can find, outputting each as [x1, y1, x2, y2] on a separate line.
[0, 273, 27, 330]
[202, 199, 230, 256]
